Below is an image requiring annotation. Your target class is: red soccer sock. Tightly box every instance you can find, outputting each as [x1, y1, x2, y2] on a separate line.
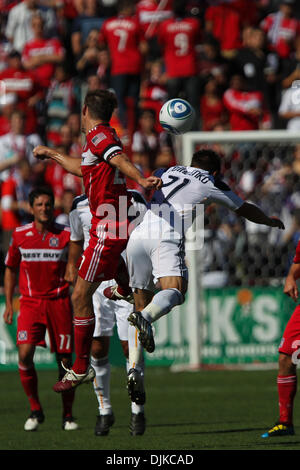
[61, 389, 75, 418]
[277, 375, 297, 425]
[72, 316, 95, 375]
[18, 364, 42, 412]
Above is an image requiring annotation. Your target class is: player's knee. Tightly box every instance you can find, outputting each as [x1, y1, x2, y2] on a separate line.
[278, 353, 295, 374]
[71, 288, 91, 312]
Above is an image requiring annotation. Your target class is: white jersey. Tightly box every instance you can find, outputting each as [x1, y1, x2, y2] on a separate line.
[141, 165, 244, 238]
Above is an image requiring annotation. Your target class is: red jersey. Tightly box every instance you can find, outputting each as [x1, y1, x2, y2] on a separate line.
[261, 12, 300, 59]
[205, 4, 242, 52]
[99, 15, 143, 75]
[136, 0, 173, 38]
[5, 222, 71, 299]
[158, 17, 201, 78]
[81, 124, 128, 225]
[223, 89, 270, 131]
[21, 38, 64, 88]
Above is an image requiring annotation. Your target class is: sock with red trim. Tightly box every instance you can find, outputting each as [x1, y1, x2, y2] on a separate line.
[277, 374, 297, 425]
[72, 316, 95, 374]
[19, 363, 42, 412]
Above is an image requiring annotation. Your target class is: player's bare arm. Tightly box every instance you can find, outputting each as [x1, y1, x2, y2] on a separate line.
[109, 153, 162, 190]
[3, 266, 17, 324]
[33, 145, 82, 177]
[64, 240, 83, 285]
[235, 202, 285, 229]
[283, 263, 300, 302]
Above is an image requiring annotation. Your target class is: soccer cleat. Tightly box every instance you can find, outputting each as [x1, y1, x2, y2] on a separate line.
[53, 363, 95, 393]
[127, 368, 146, 405]
[127, 311, 155, 353]
[94, 413, 115, 436]
[103, 285, 134, 304]
[24, 409, 45, 431]
[261, 422, 295, 438]
[62, 416, 79, 431]
[130, 412, 146, 436]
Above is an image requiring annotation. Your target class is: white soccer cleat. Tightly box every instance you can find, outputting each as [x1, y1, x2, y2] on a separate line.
[24, 410, 45, 431]
[63, 417, 79, 431]
[103, 285, 135, 304]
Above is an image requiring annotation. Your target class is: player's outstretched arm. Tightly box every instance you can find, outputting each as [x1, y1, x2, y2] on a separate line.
[109, 153, 162, 190]
[235, 202, 285, 229]
[284, 263, 300, 302]
[3, 266, 17, 324]
[33, 146, 82, 177]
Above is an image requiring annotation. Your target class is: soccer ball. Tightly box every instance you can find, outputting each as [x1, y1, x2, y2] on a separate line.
[159, 98, 195, 135]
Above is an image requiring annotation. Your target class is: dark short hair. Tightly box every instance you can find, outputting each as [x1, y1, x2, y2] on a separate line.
[84, 89, 118, 122]
[191, 149, 221, 174]
[29, 187, 55, 207]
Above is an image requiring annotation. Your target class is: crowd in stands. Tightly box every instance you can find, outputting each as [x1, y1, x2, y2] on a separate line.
[1, 0, 300, 288]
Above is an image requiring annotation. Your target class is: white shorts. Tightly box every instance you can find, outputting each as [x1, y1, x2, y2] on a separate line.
[92, 279, 133, 340]
[126, 224, 188, 291]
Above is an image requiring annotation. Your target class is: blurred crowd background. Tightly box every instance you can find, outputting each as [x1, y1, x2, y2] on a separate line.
[1, 0, 300, 289]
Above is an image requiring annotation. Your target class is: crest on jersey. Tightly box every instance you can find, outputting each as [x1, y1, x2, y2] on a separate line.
[18, 331, 28, 341]
[49, 236, 59, 247]
[92, 132, 106, 146]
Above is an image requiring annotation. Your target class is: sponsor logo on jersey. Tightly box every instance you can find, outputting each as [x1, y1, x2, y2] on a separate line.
[25, 231, 34, 237]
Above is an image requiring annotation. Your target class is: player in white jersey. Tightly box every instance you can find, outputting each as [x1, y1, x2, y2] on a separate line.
[65, 190, 148, 436]
[125, 149, 285, 357]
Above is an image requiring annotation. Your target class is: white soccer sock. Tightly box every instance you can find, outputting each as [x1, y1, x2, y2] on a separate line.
[141, 288, 184, 323]
[91, 355, 112, 416]
[128, 324, 144, 372]
[126, 330, 145, 415]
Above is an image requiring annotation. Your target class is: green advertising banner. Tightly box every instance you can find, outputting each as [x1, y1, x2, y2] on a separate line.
[144, 287, 295, 367]
[0, 288, 296, 370]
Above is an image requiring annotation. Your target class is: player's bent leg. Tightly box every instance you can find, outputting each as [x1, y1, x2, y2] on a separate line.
[18, 344, 45, 431]
[262, 353, 297, 438]
[53, 276, 99, 393]
[91, 337, 115, 436]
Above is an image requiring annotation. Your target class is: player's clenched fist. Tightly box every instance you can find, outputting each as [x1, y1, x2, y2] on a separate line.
[140, 176, 162, 190]
[33, 145, 54, 160]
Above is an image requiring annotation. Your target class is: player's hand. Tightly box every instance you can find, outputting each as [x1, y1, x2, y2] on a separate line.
[140, 176, 162, 190]
[3, 305, 14, 325]
[284, 277, 299, 302]
[64, 264, 78, 286]
[33, 145, 55, 160]
[269, 216, 285, 229]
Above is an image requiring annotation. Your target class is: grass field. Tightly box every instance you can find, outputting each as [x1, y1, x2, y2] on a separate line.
[1, 367, 300, 452]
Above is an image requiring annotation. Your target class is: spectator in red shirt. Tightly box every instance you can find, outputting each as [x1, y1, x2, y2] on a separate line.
[223, 74, 271, 131]
[260, 0, 300, 59]
[205, 1, 242, 58]
[200, 75, 228, 131]
[157, 0, 202, 129]
[99, 0, 148, 132]
[0, 49, 43, 135]
[21, 12, 65, 89]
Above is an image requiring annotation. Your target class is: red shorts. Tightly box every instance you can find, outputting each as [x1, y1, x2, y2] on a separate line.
[78, 223, 128, 283]
[279, 304, 300, 357]
[17, 295, 73, 353]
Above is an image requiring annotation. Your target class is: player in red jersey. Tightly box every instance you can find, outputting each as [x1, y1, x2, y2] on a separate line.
[98, 0, 147, 130]
[157, 0, 201, 127]
[33, 89, 162, 393]
[3, 187, 78, 432]
[262, 239, 300, 438]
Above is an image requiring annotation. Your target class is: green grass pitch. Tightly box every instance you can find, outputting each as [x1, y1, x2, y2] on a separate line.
[1, 367, 300, 451]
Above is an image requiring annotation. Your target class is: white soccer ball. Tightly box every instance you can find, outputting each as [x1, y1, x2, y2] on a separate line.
[159, 98, 195, 135]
